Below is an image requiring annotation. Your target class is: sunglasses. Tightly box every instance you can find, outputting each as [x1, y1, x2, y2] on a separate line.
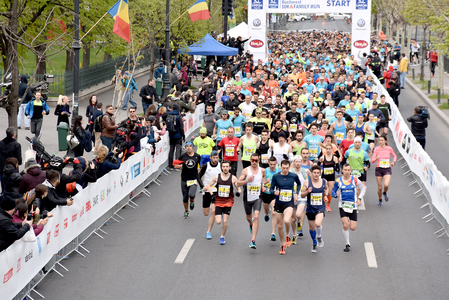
[251, 159, 259, 163]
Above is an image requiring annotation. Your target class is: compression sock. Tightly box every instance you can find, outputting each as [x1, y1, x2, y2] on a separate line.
[316, 225, 322, 238]
[309, 229, 317, 245]
[327, 195, 332, 205]
[342, 228, 350, 245]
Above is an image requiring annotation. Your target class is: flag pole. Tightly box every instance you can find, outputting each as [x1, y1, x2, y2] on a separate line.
[80, 11, 109, 42]
[170, 9, 189, 26]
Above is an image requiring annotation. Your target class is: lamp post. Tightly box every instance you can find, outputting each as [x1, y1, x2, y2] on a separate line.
[72, 0, 81, 124]
[161, 0, 171, 99]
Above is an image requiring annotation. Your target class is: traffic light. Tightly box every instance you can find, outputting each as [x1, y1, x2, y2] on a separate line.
[222, 0, 233, 16]
[227, 0, 233, 15]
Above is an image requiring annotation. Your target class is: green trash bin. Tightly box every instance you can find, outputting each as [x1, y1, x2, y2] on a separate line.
[156, 78, 162, 96]
[57, 122, 69, 151]
[201, 56, 206, 69]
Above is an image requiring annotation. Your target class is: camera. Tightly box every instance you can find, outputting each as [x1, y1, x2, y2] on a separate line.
[27, 213, 33, 221]
[42, 210, 48, 219]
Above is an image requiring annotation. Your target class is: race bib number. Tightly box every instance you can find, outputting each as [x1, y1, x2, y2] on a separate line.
[351, 169, 361, 177]
[219, 129, 227, 138]
[225, 146, 235, 157]
[247, 184, 261, 196]
[245, 113, 251, 121]
[319, 88, 324, 93]
[366, 133, 374, 140]
[234, 126, 241, 135]
[228, 111, 234, 117]
[379, 159, 390, 168]
[336, 132, 344, 142]
[264, 181, 271, 190]
[282, 124, 287, 131]
[323, 167, 334, 175]
[373, 117, 378, 123]
[290, 124, 298, 131]
[218, 185, 230, 197]
[310, 193, 323, 206]
[261, 154, 269, 164]
[309, 147, 318, 158]
[341, 201, 354, 213]
[279, 189, 292, 202]
[244, 146, 254, 157]
[187, 180, 197, 187]
[358, 88, 364, 94]
[210, 186, 217, 192]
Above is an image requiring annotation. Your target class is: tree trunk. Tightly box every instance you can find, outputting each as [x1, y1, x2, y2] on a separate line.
[35, 43, 47, 77]
[149, 32, 156, 77]
[420, 27, 426, 81]
[103, 52, 112, 62]
[406, 23, 411, 60]
[66, 49, 74, 71]
[376, 13, 382, 34]
[6, 0, 19, 130]
[438, 52, 444, 95]
[82, 41, 90, 68]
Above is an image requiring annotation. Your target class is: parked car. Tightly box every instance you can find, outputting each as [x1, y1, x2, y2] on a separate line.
[292, 14, 311, 22]
[328, 13, 351, 20]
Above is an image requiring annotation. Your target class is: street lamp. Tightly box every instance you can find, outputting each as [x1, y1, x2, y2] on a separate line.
[72, 0, 81, 125]
[161, 0, 171, 99]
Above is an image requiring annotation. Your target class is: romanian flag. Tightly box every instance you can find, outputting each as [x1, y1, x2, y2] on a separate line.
[188, 0, 211, 22]
[108, 0, 131, 43]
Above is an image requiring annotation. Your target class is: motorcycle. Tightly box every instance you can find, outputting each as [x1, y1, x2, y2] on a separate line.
[0, 73, 51, 108]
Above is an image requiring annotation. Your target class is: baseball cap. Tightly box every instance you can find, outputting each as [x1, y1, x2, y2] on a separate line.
[372, 101, 378, 105]
[200, 127, 207, 134]
[210, 150, 219, 157]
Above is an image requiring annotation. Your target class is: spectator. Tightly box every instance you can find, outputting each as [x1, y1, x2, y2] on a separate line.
[32, 184, 47, 214]
[85, 95, 97, 132]
[49, 156, 83, 199]
[19, 158, 46, 194]
[121, 72, 138, 110]
[0, 127, 22, 193]
[101, 105, 118, 149]
[17, 75, 32, 130]
[92, 102, 103, 154]
[398, 53, 408, 89]
[2, 157, 22, 199]
[25, 91, 50, 139]
[111, 70, 124, 104]
[41, 170, 74, 211]
[154, 62, 165, 80]
[54, 95, 70, 127]
[97, 146, 122, 178]
[407, 106, 428, 149]
[140, 79, 160, 115]
[0, 196, 32, 251]
[430, 49, 438, 78]
[171, 91, 196, 113]
[70, 116, 85, 157]
[167, 103, 185, 170]
[388, 71, 401, 108]
[12, 202, 49, 236]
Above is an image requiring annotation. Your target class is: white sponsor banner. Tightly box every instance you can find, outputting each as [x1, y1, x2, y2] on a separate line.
[351, 0, 371, 55]
[265, 0, 355, 13]
[0, 105, 206, 299]
[248, 1, 268, 63]
[369, 71, 449, 225]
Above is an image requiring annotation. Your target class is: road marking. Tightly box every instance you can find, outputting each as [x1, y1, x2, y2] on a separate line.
[359, 197, 366, 210]
[174, 239, 195, 264]
[364, 242, 378, 268]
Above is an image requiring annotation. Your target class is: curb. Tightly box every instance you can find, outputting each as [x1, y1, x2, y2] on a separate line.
[405, 77, 449, 128]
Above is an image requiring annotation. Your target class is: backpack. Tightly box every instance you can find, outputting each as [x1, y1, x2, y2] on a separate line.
[94, 115, 104, 132]
[205, 88, 217, 103]
[166, 114, 179, 133]
[81, 130, 93, 152]
[419, 106, 429, 119]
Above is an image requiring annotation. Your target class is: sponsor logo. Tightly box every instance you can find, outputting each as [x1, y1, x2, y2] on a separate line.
[72, 213, 77, 222]
[189, 117, 193, 129]
[3, 268, 13, 283]
[120, 175, 124, 187]
[353, 40, 368, 48]
[356, 0, 368, 9]
[47, 231, 51, 244]
[37, 237, 42, 255]
[268, 0, 278, 9]
[93, 195, 99, 206]
[25, 249, 33, 263]
[251, 0, 263, 10]
[54, 224, 59, 237]
[184, 120, 188, 133]
[250, 39, 264, 48]
[17, 258, 21, 273]
[327, 0, 351, 7]
[131, 163, 141, 179]
[64, 218, 68, 229]
[252, 18, 261, 27]
[80, 205, 85, 218]
[86, 200, 91, 212]
[357, 19, 365, 27]
[125, 171, 129, 183]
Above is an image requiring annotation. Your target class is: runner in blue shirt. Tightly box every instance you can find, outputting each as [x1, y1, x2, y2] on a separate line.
[303, 123, 324, 161]
[213, 110, 233, 143]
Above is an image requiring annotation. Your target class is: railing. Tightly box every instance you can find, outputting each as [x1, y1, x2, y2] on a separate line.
[0, 71, 65, 97]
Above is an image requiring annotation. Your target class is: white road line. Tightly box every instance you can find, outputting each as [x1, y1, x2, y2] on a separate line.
[174, 239, 195, 264]
[359, 197, 366, 210]
[364, 242, 378, 268]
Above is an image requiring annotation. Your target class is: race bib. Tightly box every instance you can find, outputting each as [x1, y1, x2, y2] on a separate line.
[247, 184, 261, 196]
[366, 133, 374, 140]
[279, 189, 292, 202]
[323, 167, 334, 175]
[358, 88, 364, 94]
[341, 201, 354, 213]
[309, 147, 318, 158]
[228, 111, 235, 117]
[336, 132, 344, 142]
[310, 193, 323, 206]
[264, 181, 271, 190]
[187, 180, 197, 187]
[261, 154, 269, 164]
[373, 117, 378, 123]
[290, 124, 298, 131]
[379, 159, 390, 168]
[318, 88, 324, 93]
[210, 186, 217, 192]
[244, 146, 254, 157]
[218, 185, 230, 197]
[351, 169, 361, 177]
[282, 124, 287, 131]
[219, 129, 227, 138]
[234, 126, 241, 135]
[225, 146, 235, 157]
[245, 113, 252, 121]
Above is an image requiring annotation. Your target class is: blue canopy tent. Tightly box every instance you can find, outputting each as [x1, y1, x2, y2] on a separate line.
[178, 33, 238, 56]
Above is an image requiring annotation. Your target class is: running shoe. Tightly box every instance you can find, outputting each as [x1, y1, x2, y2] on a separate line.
[190, 201, 195, 210]
[317, 237, 324, 247]
[378, 200, 382, 207]
[292, 235, 297, 245]
[199, 188, 203, 193]
[383, 192, 389, 202]
[250, 240, 256, 249]
[285, 236, 291, 247]
[296, 221, 302, 232]
[344, 244, 351, 252]
[264, 214, 270, 222]
[184, 211, 189, 218]
[311, 244, 317, 253]
[279, 244, 286, 255]
[271, 233, 276, 241]
[326, 204, 331, 212]
[220, 237, 225, 245]
[206, 232, 212, 240]
[298, 230, 303, 237]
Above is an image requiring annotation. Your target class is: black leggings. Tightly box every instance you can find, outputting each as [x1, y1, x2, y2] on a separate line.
[181, 180, 198, 203]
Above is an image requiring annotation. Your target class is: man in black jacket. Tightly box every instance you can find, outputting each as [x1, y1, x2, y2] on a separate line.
[139, 79, 160, 115]
[18, 75, 32, 129]
[42, 170, 74, 211]
[407, 107, 428, 149]
[0, 196, 32, 251]
[0, 127, 22, 194]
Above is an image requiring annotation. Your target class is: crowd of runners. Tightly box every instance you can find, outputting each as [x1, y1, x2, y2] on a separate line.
[173, 30, 397, 255]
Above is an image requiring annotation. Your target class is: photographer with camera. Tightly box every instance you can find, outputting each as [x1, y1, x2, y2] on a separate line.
[41, 170, 74, 212]
[407, 107, 428, 149]
[96, 146, 123, 178]
[0, 196, 33, 251]
[12, 202, 53, 236]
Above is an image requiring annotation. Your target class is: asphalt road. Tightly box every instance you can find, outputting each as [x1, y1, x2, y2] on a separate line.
[280, 19, 351, 32]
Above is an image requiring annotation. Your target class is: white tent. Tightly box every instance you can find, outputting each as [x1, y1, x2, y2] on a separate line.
[218, 22, 249, 39]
